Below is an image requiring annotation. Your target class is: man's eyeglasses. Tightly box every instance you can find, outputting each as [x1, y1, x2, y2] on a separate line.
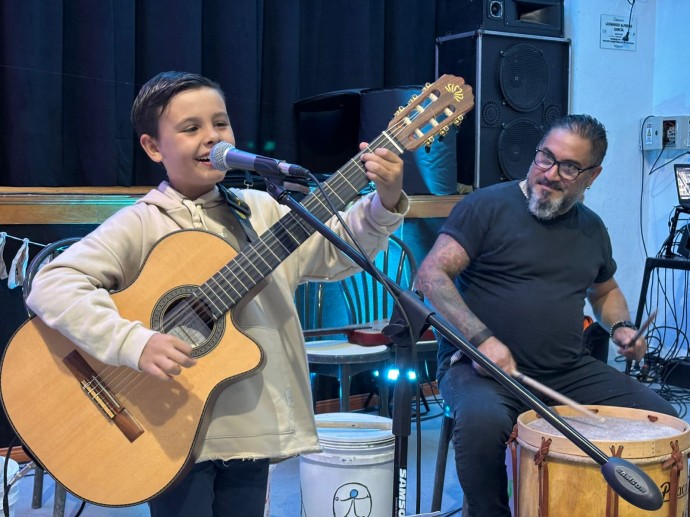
[533, 149, 598, 181]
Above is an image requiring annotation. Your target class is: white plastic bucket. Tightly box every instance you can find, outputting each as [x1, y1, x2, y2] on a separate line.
[0, 458, 20, 517]
[300, 413, 395, 517]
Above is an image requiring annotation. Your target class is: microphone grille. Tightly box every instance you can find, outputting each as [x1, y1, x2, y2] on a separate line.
[210, 141, 235, 171]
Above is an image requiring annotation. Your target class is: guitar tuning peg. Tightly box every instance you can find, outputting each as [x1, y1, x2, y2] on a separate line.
[405, 93, 418, 107]
[453, 115, 465, 126]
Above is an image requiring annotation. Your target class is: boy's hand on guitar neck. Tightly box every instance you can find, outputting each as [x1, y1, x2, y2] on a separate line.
[359, 142, 403, 212]
[139, 334, 197, 381]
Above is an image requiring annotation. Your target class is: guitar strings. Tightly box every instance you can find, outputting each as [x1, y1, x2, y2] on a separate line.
[90, 130, 396, 398]
[85, 84, 458, 400]
[82, 103, 429, 403]
[178, 84, 459, 338]
[154, 132, 389, 335]
[83, 151, 374, 403]
[51, 84, 460, 433]
[172, 83, 458, 327]
[171, 97, 433, 329]
[88, 89, 448, 400]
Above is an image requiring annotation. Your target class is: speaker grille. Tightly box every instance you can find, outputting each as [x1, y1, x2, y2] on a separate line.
[498, 118, 544, 180]
[436, 31, 569, 188]
[543, 104, 563, 126]
[499, 44, 548, 112]
[482, 101, 502, 127]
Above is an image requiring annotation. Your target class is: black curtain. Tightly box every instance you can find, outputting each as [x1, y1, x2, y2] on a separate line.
[0, 0, 439, 187]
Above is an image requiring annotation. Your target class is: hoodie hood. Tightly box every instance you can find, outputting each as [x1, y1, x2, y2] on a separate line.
[136, 181, 226, 231]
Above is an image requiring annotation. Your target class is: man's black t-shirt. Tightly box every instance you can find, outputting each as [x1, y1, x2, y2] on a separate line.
[437, 181, 616, 378]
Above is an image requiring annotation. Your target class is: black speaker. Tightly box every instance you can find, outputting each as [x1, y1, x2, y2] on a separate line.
[436, 30, 570, 188]
[437, 0, 564, 38]
[293, 89, 363, 175]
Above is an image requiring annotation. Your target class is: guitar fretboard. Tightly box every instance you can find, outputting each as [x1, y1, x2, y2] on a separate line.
[196, 130, 403, 320]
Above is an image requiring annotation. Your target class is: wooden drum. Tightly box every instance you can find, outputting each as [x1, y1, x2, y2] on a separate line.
[512, 406, 690, 516]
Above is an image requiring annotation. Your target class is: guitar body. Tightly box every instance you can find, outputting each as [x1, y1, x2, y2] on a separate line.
[0, 230, 264, 506]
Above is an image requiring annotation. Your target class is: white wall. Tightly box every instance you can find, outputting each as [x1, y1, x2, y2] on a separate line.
[566, 0, 690, 315]
[648, 2, 690, 250]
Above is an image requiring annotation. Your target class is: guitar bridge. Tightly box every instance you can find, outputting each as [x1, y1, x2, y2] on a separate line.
[62, 351, 144, 443]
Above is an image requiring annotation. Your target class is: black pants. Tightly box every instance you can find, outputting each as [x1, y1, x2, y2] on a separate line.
[439, 356, 677, 517]
[148, 458, 270, 517]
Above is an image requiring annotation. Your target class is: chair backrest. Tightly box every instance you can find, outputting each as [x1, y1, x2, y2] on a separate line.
[341, 234, 418, 324]
[296, 234, 419, 332]
[22, 237, 81, 317]
[296, 281, 340, 332]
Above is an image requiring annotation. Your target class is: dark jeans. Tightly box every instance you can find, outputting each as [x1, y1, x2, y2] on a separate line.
[439, 356, 677, 517]
[148, 458, 270, 517]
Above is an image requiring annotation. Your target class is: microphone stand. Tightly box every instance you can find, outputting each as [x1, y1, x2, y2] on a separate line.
[264, 181, 663, 515]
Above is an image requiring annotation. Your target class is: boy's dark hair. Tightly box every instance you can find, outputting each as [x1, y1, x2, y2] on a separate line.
[131, 71, 225, 138]
[541, 114, 608, 167]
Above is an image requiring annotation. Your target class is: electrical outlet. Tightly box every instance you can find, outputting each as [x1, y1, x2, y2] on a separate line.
[663, 119, 677, 147]
[642, 116, 690, 150]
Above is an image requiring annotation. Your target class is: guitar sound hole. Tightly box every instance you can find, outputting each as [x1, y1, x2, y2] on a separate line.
[154, 287, 225, 358]
[164, 297, 213, 347]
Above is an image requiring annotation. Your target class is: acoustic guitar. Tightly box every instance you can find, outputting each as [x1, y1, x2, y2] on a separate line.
[0, 75, 473, 507]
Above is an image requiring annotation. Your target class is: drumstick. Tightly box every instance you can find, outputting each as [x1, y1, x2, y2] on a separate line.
[624, 310, 658, 374]
[623, 309, 658, 349]
[510, 369, 606, 423]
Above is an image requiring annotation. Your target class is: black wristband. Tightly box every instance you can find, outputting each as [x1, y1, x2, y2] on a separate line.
[609, 320, 636, 340]
[469, 328, 494, 347]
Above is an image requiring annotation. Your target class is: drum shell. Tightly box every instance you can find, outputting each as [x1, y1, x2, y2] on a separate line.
[516, 405, 690, 516]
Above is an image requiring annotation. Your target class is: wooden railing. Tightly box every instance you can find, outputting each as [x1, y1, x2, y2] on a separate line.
[0, 187, 462, 225]
[0, 187, 151, 225]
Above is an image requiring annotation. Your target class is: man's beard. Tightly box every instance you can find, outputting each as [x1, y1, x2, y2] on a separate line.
[526, 180, 580, 220]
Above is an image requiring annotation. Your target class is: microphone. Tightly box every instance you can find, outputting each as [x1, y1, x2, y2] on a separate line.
[210, 142, 310, 179]
[601, 457, 663, 511]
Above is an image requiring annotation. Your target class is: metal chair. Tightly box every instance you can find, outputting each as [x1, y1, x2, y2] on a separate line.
[21, 236, 81, 517]
[298, 234, 438, 416]
[431, 410, 455, 512]
[298, 277, 393, 416]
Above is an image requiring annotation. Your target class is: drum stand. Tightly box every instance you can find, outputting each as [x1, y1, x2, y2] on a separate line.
[267, 182, 664, 516]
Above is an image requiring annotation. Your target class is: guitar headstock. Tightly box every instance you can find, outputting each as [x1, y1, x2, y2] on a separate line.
[387, 74, 474, 152]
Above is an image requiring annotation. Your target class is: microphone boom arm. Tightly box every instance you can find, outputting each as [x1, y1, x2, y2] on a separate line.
[265, 181, 664, 514]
